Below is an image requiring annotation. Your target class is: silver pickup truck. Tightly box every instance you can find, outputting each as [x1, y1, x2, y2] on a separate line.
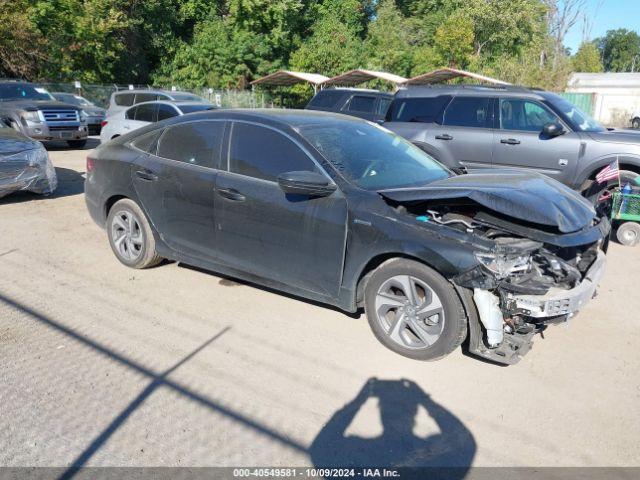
[0, 81, 88, 148]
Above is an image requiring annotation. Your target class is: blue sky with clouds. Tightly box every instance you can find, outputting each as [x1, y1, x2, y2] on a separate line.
[564, 0, 640, 53]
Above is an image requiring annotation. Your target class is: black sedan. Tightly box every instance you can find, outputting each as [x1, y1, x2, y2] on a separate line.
[85, 110, 609, 364]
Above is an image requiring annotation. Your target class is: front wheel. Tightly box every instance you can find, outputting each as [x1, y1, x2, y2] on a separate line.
[632, 118, 640, 129]
[106, 199, 162, 268]
[364, 258, 467, 361]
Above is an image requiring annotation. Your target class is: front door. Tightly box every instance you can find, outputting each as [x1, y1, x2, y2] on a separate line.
[492, 98, 582, 185]
[132, 120, 226, 259]
[214, 121, 348, 297]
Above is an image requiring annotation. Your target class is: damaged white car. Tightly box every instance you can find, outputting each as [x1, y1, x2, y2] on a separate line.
[0, 121, 57, 199]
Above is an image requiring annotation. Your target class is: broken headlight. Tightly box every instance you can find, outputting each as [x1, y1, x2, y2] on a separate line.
[474, 252, 531, 279]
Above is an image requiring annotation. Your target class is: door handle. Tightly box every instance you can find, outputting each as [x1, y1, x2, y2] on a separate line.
[500, 138, 521, 145]
[435, 134, 454, 141]
[217, 188, 246, 202]
[135, 169, 157, 181]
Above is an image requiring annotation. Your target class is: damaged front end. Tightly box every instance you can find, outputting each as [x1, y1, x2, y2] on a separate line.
[381, 171, 610, 365]
[454, 237, 606, 365]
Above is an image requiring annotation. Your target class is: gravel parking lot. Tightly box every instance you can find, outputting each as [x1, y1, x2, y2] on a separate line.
[1, 140, 639, 469]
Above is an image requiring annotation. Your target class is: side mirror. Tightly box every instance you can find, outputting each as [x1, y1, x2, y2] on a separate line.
[542, 122, 565, 138]
[277, 171, 337, 197]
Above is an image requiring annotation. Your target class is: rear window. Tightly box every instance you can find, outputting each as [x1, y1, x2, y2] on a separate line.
[307, 90, 346, 109]
[386, 96, 452, 123]
[115, 93, 135, 106]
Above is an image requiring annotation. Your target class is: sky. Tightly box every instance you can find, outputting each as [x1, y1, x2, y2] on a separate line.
[564, 0, 640, 53]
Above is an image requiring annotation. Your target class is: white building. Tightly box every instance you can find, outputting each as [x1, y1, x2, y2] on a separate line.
[566, 72, 640, 126]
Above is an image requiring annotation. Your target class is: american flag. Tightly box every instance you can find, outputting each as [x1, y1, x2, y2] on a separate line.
[596, 159, 619, 184]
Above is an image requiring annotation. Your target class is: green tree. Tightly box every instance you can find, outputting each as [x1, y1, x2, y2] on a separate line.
[364, 0, 414, 76]
[597, 29, 640, 72]
[433, 12, 474, 68]
[572, 42, 603, 73]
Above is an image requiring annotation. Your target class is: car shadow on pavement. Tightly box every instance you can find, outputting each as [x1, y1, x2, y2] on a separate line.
[310, 378, 476, 472]
[44, 137, 101, 151]
[0, 167, 84, 204]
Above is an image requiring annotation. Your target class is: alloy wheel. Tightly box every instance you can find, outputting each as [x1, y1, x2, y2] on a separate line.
[374, 275, 445, 349]
[111, 210, 144, 261]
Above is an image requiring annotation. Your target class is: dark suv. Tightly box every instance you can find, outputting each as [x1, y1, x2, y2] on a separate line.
[306, 88, 392, 123]
[384, 85, 640, 191]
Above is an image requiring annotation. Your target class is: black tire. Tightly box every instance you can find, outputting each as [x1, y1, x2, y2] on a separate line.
[616, 222, 640, 246]
[633, 118, 640, 129]
[585, 169, 640, 204]
[106, 198, 162, 269]
[67, 139, 87, 149]
[363, 258, 467, 361]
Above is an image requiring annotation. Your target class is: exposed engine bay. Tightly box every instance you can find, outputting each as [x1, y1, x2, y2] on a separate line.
[384, 195, 609, 365]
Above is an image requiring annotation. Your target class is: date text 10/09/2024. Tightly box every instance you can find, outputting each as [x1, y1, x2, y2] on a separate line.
[233, 469, 401, 478]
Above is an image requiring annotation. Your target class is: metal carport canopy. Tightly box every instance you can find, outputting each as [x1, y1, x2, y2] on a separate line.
[404, 68, 510, 86]
[250, 70, 330, 87]
[321, 69, 407, 87]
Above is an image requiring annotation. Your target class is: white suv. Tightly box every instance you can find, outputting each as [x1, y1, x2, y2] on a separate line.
[106, 90, 206, 117]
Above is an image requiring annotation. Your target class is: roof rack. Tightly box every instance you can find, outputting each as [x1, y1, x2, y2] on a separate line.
[400, 83, 539, 93]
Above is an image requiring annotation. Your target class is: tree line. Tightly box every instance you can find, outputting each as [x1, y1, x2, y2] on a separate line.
[1, 0, 638, 92]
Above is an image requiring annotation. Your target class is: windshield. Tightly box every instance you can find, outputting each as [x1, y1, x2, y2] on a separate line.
[178, 104, 215, 114]
[0, 84, 55, 102]
[299, 122, 450, 190]
[546, 95, 605, 132]
[54, 93, 93, 107]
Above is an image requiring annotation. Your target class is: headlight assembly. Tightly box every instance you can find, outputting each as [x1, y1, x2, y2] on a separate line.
[475, 252, 531, 279]
[21, 110, 43, 124]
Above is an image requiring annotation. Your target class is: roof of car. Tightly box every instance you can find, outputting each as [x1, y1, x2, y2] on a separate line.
[129, 100, 213, 108]
[112, 89, 199, 97]
[394, 84, 548, 100]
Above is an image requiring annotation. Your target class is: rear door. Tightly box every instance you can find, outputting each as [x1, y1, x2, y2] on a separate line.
[214, 121, 348, 297]
[132, 120, 226, 259]
[430, 96, 495, 170]
[492, 98, 582, 184]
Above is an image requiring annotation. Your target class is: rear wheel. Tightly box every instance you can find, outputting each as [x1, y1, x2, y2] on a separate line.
[364, 258, 467, 361]
[107, 199, 162, 268]
[616, 222, 640, 246]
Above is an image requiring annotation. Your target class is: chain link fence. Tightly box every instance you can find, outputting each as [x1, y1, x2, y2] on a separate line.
[40, 82, 275, 109]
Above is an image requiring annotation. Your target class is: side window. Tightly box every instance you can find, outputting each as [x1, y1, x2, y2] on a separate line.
[131, 129, 162, 155]
[443, 97, 492, 128]
[500, 99, 559, 132]
[134, 103, 158, 122]
[125, 106, 138, 120]
[347, 95, 376, 113]
[376, 97, 392, 116]
[386, 96, 452, 123]
[229, 123, 318, 182]
[307, 91, 345, 109]
[157, 104, 179, 121]
[134, 93, 157, 104]
[115, 93, 135, 107]
[156, 121, 224, 168]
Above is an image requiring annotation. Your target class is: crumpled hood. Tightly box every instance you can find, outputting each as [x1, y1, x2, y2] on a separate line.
[588, 129, 640, 146]
[0, 100, 80, 111]
[0, 128, 41, 155]
[380, 170, 597, 233]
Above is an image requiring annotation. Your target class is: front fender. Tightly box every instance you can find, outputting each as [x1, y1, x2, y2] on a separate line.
[575, 153, 640, 189]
